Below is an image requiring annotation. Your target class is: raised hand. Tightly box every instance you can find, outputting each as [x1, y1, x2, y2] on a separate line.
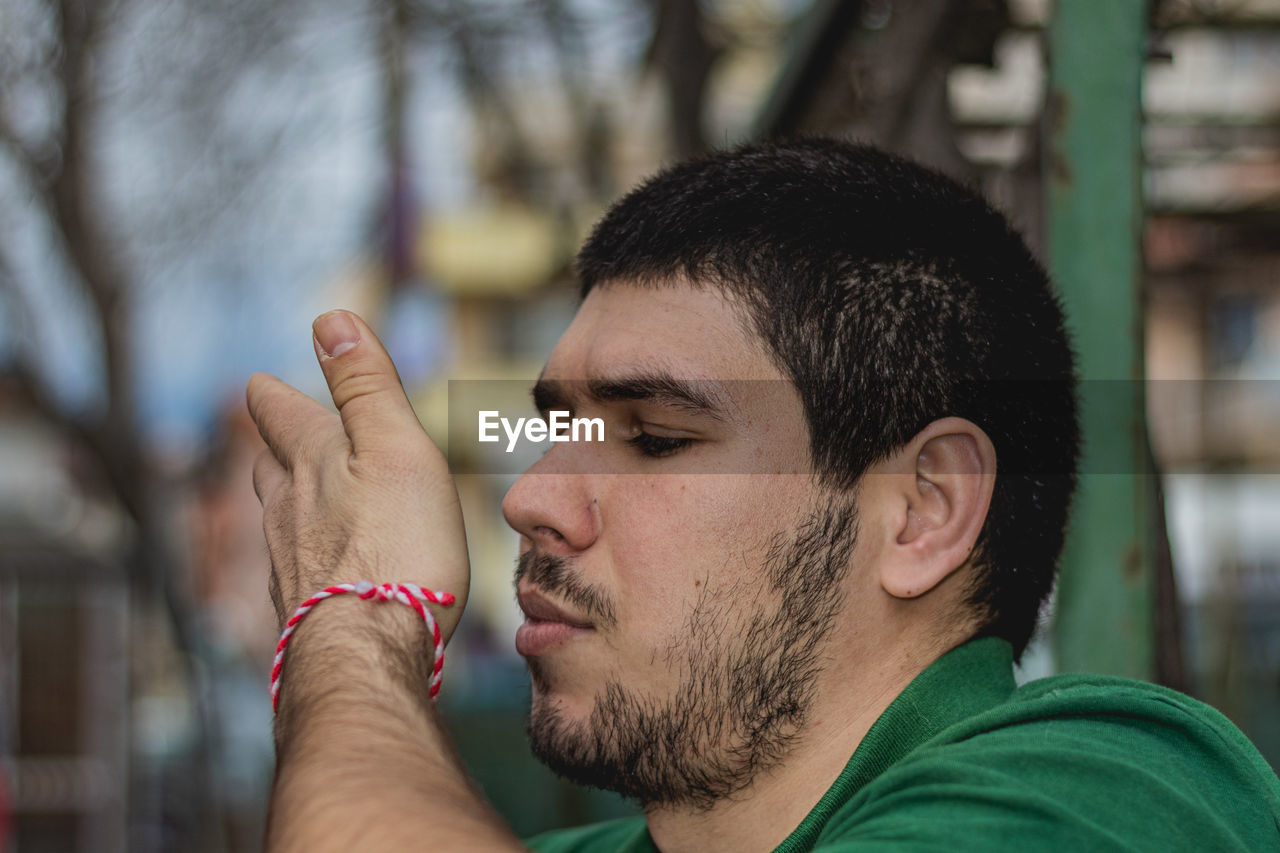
[248, 311, 517, 852]
[246, 309, 469, 646]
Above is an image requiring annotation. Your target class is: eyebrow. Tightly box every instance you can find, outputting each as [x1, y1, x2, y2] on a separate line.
[530, 372, 733, 421]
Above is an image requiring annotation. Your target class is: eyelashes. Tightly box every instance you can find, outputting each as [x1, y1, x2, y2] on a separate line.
[626, 432, 694, 458]
[533, 406, 695, 459]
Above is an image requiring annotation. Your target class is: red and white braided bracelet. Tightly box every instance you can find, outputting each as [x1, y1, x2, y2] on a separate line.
[269, 580, 457, 712]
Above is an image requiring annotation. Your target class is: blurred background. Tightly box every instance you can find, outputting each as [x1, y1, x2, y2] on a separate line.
[0, 0, 1278, 850]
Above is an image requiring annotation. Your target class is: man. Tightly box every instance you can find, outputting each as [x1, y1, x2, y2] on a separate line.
[247, 139, 1280, 852]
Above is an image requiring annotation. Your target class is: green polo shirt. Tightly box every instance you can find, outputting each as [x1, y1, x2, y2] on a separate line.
[526, 637, 1280, 852]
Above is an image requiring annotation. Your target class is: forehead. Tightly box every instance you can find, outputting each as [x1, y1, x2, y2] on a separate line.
[545, 282, 784, 382]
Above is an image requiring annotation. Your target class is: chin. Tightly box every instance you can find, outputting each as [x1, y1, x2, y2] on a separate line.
[525, 687, 648, 804]
[527, 654, 596, 703]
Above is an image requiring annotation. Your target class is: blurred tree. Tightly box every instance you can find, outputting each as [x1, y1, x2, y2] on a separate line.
[1, 0, 149, 555]
[0, 0, 784, 844]
[756, 0, 1011, 181]
[0, 0, 335, 579]
[395, 0, 647, 203]
[645, 0, 721, 159]
[0, 0, 352, 848]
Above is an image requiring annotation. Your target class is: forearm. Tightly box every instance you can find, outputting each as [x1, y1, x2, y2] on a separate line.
[266, 597, 522, 852]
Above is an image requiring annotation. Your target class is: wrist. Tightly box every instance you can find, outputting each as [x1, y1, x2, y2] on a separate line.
[271, 585, 453, 733]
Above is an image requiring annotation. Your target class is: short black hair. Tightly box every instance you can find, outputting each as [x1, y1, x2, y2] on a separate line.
[575, 137, 1079, 659]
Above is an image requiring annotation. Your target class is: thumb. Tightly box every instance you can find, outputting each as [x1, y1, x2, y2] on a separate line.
[312, 309, 424, 455]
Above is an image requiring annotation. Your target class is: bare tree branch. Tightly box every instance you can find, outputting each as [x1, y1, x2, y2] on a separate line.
[0, 246, 122, 511]
[533, 0, 615, 197]
[0, 120, 53, 209]
[646, 0, 720, 159]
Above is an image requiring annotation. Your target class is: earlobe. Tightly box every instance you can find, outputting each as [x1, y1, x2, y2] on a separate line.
[880, 419, 996, 600]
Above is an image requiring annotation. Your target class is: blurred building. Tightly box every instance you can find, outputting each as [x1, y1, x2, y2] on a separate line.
[0, 377, 130, 852]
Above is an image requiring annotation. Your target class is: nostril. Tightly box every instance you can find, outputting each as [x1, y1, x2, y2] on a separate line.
[534, 525, 565, 543]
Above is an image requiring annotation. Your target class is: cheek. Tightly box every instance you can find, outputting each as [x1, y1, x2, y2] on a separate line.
[606, 475, 813, 612]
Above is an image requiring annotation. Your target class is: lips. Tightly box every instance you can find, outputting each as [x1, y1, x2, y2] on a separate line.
[518, 589, 594, 628]
[515, 588, 594, 656]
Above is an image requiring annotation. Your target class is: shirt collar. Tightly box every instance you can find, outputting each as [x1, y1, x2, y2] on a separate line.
[773, 635, 1018, 853]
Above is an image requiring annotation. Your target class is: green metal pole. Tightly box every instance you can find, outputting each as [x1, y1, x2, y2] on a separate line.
[1047, 0, 1153, 678]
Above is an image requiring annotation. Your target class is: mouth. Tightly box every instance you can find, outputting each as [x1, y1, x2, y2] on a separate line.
[518, 588, 594, 627]
[515, 588, 595, 656]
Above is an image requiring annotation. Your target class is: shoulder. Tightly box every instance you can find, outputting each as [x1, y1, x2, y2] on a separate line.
[525, 816, 651, 853]
[814, 674, 1280, 852]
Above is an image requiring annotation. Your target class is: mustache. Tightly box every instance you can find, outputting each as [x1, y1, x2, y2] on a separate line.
[514, 551, 618, 629]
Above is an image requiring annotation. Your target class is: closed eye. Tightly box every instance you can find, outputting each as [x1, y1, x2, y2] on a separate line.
[627, 432, 693, 458]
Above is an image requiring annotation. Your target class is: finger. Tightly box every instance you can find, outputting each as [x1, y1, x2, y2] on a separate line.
[246, 372, 334, 467]
[311, 310, 424, 455]
[252, 446, 287, 504]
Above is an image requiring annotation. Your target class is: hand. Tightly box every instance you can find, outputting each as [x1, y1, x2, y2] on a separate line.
[250, 313, 516, 853]
[246, 309, 469, 643]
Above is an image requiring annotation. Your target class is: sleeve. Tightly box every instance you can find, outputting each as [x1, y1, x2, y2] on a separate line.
[809, 695, 1280, 852]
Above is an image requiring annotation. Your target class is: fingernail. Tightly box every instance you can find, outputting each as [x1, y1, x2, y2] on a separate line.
[314, 311, 360, 358]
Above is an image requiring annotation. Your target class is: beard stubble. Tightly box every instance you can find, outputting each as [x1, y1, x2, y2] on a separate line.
[518, 496, 860, 810]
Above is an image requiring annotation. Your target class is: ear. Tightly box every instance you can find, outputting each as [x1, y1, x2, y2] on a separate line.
[878, 417, 996, 599]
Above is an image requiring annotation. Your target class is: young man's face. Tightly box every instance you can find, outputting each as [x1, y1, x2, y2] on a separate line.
[502, 281, 866, 807]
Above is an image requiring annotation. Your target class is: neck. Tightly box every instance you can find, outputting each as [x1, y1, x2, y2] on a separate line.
[643, 638, 947, 853]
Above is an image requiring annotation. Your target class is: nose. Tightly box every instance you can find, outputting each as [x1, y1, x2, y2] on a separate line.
[501, 452, 600, 555]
